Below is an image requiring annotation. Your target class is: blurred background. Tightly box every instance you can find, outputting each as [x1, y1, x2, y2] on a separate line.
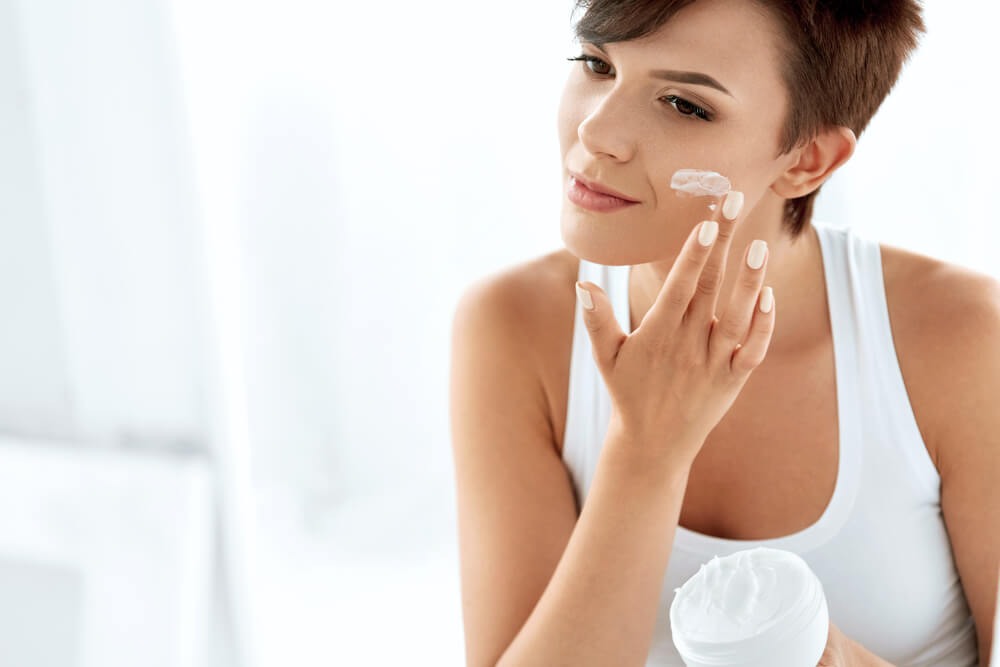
[0, 0, 997, 665]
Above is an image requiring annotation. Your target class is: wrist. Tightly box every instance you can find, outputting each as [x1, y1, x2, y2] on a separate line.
[603, 420, 695, 486]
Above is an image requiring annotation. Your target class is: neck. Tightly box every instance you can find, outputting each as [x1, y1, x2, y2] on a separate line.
[629, 189, 826, 358]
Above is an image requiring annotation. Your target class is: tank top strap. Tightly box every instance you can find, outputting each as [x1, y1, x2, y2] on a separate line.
[565, 259, 630, 509]
[823, 222, 942, 499]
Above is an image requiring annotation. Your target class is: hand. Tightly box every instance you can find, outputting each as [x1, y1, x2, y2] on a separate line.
[817, 619, 856, 667]
[575, 189, 775, 467]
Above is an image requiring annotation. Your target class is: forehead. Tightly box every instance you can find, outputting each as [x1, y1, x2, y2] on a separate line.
[593, 0, 786, 101]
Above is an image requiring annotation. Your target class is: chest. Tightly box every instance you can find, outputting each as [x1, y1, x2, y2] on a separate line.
[543, 253, 943, 541]
[676, 341, 842, 540]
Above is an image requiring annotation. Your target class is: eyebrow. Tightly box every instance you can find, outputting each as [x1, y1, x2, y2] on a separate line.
[590, 43, 734, 98]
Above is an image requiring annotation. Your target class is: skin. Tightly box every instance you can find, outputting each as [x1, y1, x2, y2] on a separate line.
[552, 0, 1000, 663]
[556, 0, 855, 358]
[455, 0, 997, 660]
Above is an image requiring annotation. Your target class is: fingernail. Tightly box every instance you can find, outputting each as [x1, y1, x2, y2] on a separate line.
[747, 239, 767, 270]
[698, 220, 718, 246]
[576, 282, 594, 310]
[723, 190, 744, 220]
[760, 286, 774, 313]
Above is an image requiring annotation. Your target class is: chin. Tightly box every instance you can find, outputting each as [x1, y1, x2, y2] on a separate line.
[560, 208, 691, 267]
[560, 213, 639, 267]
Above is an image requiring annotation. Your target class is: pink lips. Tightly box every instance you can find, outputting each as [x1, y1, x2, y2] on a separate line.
[567, 176, 640, 212]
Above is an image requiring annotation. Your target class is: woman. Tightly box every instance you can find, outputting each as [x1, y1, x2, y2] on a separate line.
[450, 0, 997, 665]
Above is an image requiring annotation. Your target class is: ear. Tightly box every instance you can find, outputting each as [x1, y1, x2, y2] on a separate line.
[771, 126, 856, 199]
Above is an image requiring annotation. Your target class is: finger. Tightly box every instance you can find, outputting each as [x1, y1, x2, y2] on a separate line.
[576, 280, 627, 377]
[730, 285, 775, 375]
[710, 238, 769, 363]
[638, 219, 719, 336]
[687, 189, 745, 328]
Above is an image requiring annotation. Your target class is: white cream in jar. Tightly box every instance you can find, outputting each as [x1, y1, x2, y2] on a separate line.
[670, 546, 830, 667]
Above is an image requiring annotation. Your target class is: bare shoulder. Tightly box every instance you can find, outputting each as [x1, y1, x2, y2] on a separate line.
[454, 248, 578, 350]
[453, 248, 581, 453]
[879, 241, 1000, 472]
[882, 243, 1000, 664]
[449, 248, 585, 665]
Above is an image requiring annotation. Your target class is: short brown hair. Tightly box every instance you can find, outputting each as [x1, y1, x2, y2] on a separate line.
[570, 0, 927, 240]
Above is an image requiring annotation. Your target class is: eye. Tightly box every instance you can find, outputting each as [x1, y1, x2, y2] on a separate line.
[566, 53, 613, 76]
[565, 54, 714, 122]
[662, 95, 713, 122]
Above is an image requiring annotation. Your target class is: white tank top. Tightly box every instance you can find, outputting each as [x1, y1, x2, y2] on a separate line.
[562, 220, 979, 666]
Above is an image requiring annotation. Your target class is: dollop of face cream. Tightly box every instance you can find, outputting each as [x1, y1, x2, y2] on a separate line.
[670, 547, 811, 642]
[671, 168, 732, 197]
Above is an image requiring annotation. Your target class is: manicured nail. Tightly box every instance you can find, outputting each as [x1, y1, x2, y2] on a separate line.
[576, 282, 594, 310]
[747, 240, 767, 270]
[723, 190, 744, 220]
[698, 220, 718, 246]
[760, 286, 774, 313]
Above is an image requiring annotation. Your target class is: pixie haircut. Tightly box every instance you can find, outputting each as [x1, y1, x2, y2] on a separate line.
[570, 0, 927, 240]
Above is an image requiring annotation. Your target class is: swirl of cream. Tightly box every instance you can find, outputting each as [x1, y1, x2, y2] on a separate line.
[671, 168, 732, 197]
[671, 547, 810, 642]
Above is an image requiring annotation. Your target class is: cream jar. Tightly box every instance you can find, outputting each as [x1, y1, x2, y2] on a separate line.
[669, 546, 829, 667]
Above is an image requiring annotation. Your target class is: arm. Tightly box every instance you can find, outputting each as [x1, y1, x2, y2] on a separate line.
[497, 425, 691, 667]
[450, 275, 694, 667]
[933, 273, 1000, 667]
[898, 266, 1000, 667]
[453, 208, 770, 666]
[812, 261, 1000, 667]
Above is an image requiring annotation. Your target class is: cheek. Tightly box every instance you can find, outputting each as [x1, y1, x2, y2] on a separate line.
[667, 195, 720, 226]
[650, 139, 772, 222]
[651, 158, 738, 223]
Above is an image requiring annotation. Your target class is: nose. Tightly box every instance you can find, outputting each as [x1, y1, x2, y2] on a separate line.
[577, 90, 640, 162]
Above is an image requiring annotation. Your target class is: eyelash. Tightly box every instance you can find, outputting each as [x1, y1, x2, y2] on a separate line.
[565, 54, 714, 122]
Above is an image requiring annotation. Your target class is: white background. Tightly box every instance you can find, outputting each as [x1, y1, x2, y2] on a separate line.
[0, 0, 996, 665]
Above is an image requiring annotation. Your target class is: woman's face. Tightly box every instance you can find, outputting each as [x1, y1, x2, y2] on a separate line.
[557, 0, 797, 265]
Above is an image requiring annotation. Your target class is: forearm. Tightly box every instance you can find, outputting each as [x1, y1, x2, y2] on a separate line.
[496, 426, 693, 667]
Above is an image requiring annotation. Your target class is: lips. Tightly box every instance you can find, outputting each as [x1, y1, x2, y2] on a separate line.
[568, 171, 639, 203]
[567, 177, 640, 212]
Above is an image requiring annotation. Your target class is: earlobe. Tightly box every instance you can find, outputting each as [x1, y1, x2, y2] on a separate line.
[771, 126, 857, 200]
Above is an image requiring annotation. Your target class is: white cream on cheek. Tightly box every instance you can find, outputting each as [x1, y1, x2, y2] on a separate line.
[670, 168, 732, 198]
